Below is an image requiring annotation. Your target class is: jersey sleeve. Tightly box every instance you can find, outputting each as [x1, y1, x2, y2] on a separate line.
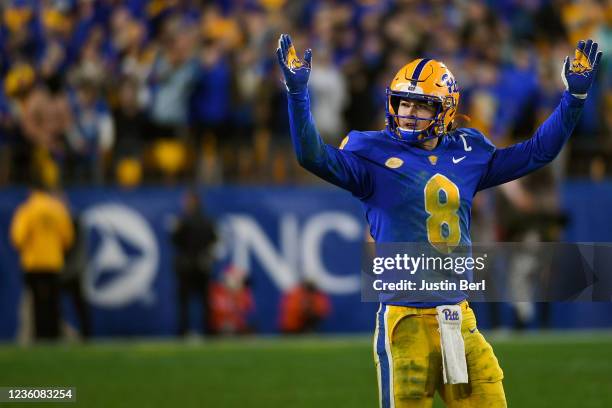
[477, 91, 585, 191]
[286, 89, 373, 199]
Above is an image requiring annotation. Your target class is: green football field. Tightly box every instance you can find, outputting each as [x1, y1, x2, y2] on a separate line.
[0, 332, 611, 408]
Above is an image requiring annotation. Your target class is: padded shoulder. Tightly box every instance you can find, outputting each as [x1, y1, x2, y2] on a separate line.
[338, 130, 383, 154]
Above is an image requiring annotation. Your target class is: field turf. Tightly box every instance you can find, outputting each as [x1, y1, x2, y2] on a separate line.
[0, 332, 611, 407]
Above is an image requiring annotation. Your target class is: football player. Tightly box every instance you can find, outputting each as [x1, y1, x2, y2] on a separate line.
[276, 34, 602, 407]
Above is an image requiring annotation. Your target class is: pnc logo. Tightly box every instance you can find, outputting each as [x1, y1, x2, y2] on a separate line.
[83, 203, 159, 308]
[219, 212, 362, 294]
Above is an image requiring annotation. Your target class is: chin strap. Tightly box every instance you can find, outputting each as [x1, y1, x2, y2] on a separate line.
[396, 118, 437, 136]
[397, 127, 421, 134]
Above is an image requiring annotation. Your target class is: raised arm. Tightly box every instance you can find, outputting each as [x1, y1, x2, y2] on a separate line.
[276, 34, 372, 199]
[478, 39, 603, 191]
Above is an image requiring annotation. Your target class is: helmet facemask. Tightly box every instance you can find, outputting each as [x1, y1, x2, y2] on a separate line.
[386, 88, 447, 144]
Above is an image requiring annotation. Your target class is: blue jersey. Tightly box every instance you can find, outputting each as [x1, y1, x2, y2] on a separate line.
[286, 89, 585, 307]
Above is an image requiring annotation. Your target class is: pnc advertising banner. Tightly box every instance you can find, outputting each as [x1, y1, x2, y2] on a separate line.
[1, 183, 612, 340]
[0, 187, 375, 339]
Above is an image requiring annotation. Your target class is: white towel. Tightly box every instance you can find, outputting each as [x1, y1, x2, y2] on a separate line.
[436, 305, 469, 384]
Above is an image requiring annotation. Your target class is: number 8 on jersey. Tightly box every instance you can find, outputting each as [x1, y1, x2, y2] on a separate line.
[424, 173, 461, 252]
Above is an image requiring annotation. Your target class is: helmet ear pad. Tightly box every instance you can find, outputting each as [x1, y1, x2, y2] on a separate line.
[440, 95, 458, 132]
[443, 109, 456, 132]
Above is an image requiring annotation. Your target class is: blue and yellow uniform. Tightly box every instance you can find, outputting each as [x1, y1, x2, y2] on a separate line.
[277, 34, 600, 407]
[287, 93, 582, 408]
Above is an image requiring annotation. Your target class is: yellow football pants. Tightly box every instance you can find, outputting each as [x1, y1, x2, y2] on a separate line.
[373, 302, 507, 408]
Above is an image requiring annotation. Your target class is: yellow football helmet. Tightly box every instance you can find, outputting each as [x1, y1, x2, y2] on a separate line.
[385, 58, 460, 144]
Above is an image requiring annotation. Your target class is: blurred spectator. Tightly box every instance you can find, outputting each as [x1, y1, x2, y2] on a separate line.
[111, 7, 152, 85]
[1, 63, 33, 184]
[148, 16, 198, 139]
[61, 213, 91, 340]
[4, 62, 70, 183]
[209, 265, 254, 335]
[189, 39, 231, 139]
[20, 83, 67, 153]
[172, 190, 217, 336]
[10, 178, 74, 340]
[309, 45, 348, 143]
[66, 75, 114, 184]
[342, 39, 382, 131]
[496, 166, 567, 330]
[112, 76, 149, 182]
[279, 280, 331, 334]
[189, 34, 232, 181]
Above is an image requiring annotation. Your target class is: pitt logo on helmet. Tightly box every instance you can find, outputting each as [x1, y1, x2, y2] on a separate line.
[385, 58, 460, 145]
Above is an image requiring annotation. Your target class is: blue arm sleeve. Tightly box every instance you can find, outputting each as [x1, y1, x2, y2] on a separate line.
[287, 89, 373, 199]
[477, 91, 585, 191]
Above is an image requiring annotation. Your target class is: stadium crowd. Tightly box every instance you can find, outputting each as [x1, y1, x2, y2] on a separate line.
[0, 0, 609, 188]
